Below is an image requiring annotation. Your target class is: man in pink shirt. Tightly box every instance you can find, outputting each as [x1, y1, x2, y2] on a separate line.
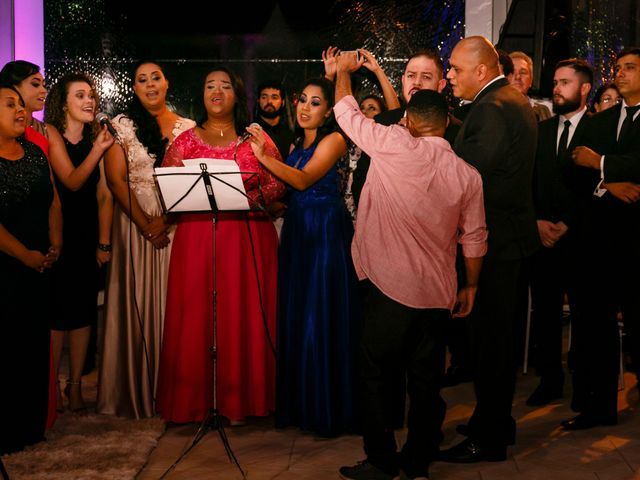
[334, 52, 488, 480]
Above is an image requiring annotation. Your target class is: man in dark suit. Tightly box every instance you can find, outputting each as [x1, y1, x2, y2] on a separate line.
[564, 47, 640, 430]
[352, 50, 460, 205]
[438, 36, 540, 463]
[526, 59, 593, 407]
[374, 50, 447, 124]
[453, 49, 513, 123]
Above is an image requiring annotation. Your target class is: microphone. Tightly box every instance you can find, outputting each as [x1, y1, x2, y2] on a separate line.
[239, 123, 262, 143]
[95, 112, 120, 140]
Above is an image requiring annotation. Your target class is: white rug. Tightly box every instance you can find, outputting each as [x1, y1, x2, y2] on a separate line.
[1, 412, 165, 480]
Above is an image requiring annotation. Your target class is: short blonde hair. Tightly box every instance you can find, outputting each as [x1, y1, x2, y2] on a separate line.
[509, 51, 533, 74]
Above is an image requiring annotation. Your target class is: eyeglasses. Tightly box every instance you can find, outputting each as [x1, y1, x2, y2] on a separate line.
[600, 96, 621, 104]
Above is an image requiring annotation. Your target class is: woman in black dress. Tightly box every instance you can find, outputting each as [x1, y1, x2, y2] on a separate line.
[0, 84, 62, 454]
[44, 73, 114, 412]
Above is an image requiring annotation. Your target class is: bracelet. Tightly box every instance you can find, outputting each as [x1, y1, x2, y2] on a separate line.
[97, 243, 112, 252]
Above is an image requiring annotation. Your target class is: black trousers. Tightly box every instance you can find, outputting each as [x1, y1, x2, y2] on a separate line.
[359, 281, 448, 478]
[467, 256, 521, 450]
[446, 246, 471, 373]
[570, 205, 629, 422]
[571, 278, 620, 421]
[619, 219, 640, 376]
[529, 234, 578, 383]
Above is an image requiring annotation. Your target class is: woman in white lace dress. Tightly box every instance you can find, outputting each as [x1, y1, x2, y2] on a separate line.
[97, 61, 195, 418]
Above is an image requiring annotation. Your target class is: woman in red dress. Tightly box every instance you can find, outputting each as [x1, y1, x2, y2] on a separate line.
[156, 66, 285, 423]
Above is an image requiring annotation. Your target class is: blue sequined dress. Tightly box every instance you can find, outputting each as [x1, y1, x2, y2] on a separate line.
[275, 142, 360, 437]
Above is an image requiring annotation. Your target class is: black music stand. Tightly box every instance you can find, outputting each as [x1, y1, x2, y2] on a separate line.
[0, 457, 10, 480]
[154, 160, 265, 479]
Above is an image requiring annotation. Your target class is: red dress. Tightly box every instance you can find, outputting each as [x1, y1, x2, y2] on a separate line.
[156, 129, 285, 422]
[25, 127, 57, 431]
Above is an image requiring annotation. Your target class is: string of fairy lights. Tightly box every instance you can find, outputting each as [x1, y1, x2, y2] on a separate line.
[571, 0, 628, 89]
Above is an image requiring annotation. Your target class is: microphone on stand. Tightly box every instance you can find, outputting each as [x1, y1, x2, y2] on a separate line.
[95, 112, 121, 142]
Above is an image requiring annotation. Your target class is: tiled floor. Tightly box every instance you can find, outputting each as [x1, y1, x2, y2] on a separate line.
[66, 314, 640, 480]
[133, 370, 640, 480]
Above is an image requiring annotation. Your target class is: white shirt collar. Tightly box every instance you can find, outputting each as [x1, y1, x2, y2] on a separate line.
[472, 75, 505, 102]
[559, 106, 588, 127]
[621, 99, 640, 109]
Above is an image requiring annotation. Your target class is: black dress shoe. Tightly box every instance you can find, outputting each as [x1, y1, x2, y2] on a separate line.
[526, 382, 563, 407]
[454, 424, 515, 446]
[560, 413, 617, 431]
[339, 460, 399, 480]
[437, 438, 506, 463]
[570, 394, 586, 413]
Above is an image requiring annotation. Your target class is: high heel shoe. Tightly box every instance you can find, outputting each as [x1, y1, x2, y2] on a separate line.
[64, 379, 88, 414]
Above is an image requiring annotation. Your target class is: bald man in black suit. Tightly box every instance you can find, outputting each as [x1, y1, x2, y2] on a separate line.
[438, 36, 540, 463]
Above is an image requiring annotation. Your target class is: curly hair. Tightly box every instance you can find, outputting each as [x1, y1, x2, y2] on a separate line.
[293, 77, 341, 149]
[194, 65, 250, 134]
[44, 72, 99, 141]
[126, 61, 169, 168]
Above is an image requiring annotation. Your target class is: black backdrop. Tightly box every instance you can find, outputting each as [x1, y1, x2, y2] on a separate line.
[44, 0, 465, 118]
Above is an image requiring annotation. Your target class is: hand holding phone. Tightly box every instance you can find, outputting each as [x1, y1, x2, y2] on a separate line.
[341, 50, 361, 62]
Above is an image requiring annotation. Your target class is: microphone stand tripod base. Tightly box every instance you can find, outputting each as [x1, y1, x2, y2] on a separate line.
[159, 407, 246, 479]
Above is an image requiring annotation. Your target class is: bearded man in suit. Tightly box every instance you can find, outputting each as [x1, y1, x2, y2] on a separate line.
[526, 59, 593, 408]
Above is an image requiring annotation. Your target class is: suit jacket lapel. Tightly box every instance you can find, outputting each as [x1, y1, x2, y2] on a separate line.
[559, 113, 589, 165]
[454, 78, 510, 150]
[472, 77, 510, 105]
[568, 114, 588, 152]
[548, 116, 560, 161]
[618, 104, 640, 151]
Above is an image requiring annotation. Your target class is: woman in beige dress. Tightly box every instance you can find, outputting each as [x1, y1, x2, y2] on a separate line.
[97, 61, 195, 418]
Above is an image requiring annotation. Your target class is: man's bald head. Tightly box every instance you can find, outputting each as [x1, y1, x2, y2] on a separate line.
[446, 36, 501, 101]
[458, 36, 500, 69]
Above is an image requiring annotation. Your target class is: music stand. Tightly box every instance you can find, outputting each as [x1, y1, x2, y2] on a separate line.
[154, 159, 264, 479]
[0, 457, 10, 480]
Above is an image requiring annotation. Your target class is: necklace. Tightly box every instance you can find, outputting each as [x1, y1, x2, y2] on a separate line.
[205, 120, 234, 137]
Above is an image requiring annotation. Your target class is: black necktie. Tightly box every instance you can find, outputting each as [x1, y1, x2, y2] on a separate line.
[557, 119, 571, 159]
[618, 105, 640, 143]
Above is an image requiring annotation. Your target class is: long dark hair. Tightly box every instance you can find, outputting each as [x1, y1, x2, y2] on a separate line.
[44, 72, 99, 142]
[293, 77, 340, 149]
[126, 60, 169, 168]
[0, 60, 40, 86]
[195, 66, 250, 135]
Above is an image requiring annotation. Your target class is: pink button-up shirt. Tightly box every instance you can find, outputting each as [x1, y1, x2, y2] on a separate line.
[334, 95, 488, 309]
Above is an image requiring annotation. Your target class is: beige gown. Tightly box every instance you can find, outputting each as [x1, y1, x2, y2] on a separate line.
[97, 115, 195, 418]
